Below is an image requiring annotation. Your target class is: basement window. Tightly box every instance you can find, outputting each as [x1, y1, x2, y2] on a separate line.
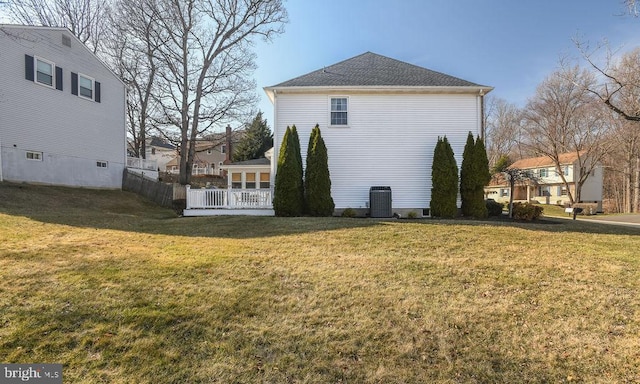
[97, 161, 108, 168]
[26, 151, 43, 161]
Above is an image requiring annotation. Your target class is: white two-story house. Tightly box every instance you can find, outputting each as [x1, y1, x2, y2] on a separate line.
[485, 152, 603, 210]
[0, 25, 126, 189]
[184, 52, 492, 216]
[265, 52, 492, 217]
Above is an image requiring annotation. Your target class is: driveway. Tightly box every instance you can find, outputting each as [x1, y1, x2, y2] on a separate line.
[579, 214, 640, 228]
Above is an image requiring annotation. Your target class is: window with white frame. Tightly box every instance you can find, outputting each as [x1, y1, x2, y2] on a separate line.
[79, 74, 94, 99]
[246, 173, 256, 189]
[260, 173, 270, 189]
[26, 151, 43, 161]
[330, 97, 348, 126]
[500, 188, 509, 197]
[35, 57, 54, 87]
[557, 185, 568, 196]
[231, 173, 242, 189]
[539, 168, 548, 177]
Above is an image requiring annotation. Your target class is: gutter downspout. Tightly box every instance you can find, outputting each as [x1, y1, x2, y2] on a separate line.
[0, 131, 3, 182]
[271, 90, 277, 191]
[478, 89, 485, 140]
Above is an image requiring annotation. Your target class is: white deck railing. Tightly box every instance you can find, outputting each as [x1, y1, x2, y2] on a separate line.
[127, 157, 158, 171]
[186, 186, 272, 209]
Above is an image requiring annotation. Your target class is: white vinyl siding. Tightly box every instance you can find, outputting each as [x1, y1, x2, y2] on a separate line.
[274, 92, 479, 209]
[0, 26, 126, 188]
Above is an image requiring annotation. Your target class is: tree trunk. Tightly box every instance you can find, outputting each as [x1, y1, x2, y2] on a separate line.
[635, 157, 640, 213]
[508, 178, 515, 218]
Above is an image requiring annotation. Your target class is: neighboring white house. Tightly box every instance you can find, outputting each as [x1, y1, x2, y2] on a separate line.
[0, 25, 126, 188]
[485, 152, 604, 211]
[145, 137, 176, 172]
[264, 52, 492, 217]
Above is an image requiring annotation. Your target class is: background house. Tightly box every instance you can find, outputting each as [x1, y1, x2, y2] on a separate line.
[0, 25, 126, 189]
[145, 137, 176, 172]
[485, 152, 604, 210]
[264, 52, 492, 217]
[166, 127, 243, 177]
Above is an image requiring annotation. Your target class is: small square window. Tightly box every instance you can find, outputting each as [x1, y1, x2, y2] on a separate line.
[79, 74, 94, 99]
[539, 168, 548, 177]
[97, 161, 108, 168]
[35, 57, 54, 87]
[26, 151, 43, 161]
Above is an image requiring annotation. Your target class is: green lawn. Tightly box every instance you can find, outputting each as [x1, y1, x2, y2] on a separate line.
[1, 182, 639, 383]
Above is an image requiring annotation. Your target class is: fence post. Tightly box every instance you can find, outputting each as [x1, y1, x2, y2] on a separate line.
[185, 185, 191, 209]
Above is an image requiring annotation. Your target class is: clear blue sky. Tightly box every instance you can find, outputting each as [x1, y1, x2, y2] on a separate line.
[254, 0, 640, 128]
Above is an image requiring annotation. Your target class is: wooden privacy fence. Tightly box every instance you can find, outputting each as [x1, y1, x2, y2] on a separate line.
[122, 169, 175, 208]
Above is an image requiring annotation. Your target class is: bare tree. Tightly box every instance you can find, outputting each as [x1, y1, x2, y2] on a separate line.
[105, 0, 164, 159]
[625, 0, 639, 16]
[521, 65, 611, 204]
[574, 40, 640, 122]
[4, 0, 109, 53]
[484, 96, 523, 167]
[149, 0, 287, 185]
[602, 118, 640, 212]
[577, 48, 640, 212]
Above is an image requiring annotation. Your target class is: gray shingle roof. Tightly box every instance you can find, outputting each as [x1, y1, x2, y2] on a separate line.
[270, 52, 486, 88]
[226, 158, 270, 166]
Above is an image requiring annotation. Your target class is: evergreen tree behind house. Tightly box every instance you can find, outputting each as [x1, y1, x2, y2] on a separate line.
[233, 112, 274, 162]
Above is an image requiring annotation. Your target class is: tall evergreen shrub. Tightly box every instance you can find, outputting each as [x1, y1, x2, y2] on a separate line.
[291, 125, 305, 210]
[430, 136, 459, 218]
[273, 126, 304, 216]
[460, 132, 489, 218]
[304, 125, 335, 216]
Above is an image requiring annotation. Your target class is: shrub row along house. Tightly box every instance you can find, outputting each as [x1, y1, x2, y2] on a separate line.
[0, 25, 126, 188]
[185, 51, 492, 216]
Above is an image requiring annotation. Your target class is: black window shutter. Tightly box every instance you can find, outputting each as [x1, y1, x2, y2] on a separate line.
[71, 72, 78, 95]
[95, 81, 101, 103]
[55, 66, 63, 91]
[25, 55, 34, 81]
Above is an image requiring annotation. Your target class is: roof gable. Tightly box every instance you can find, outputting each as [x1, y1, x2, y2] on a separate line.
[269, 52, 488, 88]
[0, 24, 125, 86]
[510, 152, 581, 170]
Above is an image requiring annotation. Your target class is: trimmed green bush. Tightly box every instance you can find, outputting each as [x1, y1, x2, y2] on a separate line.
[304, 125, 335, 216]
[512, 202, 544, 221]
[486, 199, 504, 217]
[273, 126, 304, 216]
[430, 136, 459, 218]
[341, 208, 357, 218]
